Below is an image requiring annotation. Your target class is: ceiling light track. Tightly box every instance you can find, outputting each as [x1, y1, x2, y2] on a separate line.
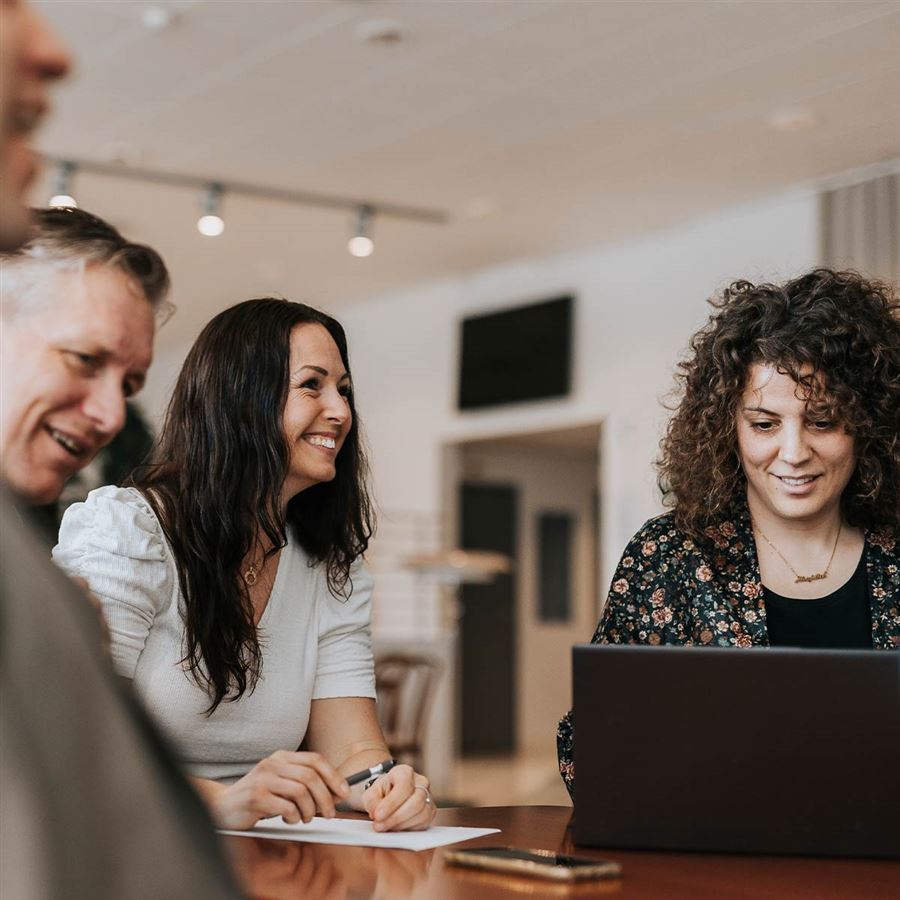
[40, 155, 448, 226]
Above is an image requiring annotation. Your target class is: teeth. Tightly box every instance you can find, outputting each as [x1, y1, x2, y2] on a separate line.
[49, 428, 82, 455]
[305, 435, 336, 449]
[780, 476, 815, 485]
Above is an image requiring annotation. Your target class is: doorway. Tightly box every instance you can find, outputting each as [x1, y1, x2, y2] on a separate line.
[449, 422, 602, 767]
[459, 483, 518, 755]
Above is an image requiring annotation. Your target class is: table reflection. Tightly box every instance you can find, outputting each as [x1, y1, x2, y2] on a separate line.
[226, 836, 433, 900]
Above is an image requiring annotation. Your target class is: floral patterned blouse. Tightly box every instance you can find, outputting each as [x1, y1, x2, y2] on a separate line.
[556, 500, 900, 798]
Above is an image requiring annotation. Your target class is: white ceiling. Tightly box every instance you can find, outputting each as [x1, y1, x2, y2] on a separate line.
[32, 0, 900, 347]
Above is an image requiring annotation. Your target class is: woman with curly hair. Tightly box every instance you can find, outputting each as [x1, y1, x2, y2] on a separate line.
[53, 298, 437, 833]
[557, 268, 900, 797]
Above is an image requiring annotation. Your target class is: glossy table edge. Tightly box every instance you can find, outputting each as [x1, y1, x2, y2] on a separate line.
[224, 805, 900, 899]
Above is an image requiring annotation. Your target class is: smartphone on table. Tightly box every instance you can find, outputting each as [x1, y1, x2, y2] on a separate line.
[444, 846, 621, 882]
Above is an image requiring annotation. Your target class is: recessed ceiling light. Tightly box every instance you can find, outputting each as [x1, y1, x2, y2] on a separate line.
[768, 107, 817, 132]
[355, 19, 405, 44]
[142, 5, 177, 31]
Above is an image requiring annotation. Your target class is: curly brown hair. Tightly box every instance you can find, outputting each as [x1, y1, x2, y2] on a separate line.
[658, 268, 900, 536]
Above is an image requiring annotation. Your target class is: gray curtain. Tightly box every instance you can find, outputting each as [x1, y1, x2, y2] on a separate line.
[820, 171, 899, 283]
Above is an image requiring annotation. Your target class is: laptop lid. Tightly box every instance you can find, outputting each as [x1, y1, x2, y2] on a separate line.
[572, 645, 900, 858]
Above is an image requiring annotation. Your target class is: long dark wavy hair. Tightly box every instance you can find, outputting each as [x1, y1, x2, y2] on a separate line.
[658, 269, 900, 537]
[131, 298, 374, 712]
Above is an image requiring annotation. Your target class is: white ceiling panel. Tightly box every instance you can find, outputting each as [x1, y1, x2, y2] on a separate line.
[26, 0, 900, 353]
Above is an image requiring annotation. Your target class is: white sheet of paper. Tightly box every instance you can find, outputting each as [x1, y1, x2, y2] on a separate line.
[220, 816, 499, 851]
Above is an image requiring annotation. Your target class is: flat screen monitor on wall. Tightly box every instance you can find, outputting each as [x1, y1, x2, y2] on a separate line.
[457, 294, 573, 410]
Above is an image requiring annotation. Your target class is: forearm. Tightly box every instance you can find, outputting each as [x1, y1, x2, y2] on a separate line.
[190, 776, 227, 811]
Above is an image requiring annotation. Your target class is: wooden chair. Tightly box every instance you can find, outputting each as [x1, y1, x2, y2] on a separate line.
[374, 653, 441, 774]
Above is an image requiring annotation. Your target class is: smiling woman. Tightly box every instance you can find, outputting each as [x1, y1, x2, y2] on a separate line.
[52, 297, 437, 835]
[557, 268, 900, 799]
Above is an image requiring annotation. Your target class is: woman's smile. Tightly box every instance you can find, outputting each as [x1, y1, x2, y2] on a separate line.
[770, 472, 820, 494]
[302, 432, 338, 451]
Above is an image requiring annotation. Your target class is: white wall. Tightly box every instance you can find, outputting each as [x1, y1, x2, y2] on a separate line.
[342, 189, 819, 599]
[139, 186, 819, 615]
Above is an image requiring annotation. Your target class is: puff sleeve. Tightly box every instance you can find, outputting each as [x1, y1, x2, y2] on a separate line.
[312, 560, 376, 700]
[52, 486, 174, 679]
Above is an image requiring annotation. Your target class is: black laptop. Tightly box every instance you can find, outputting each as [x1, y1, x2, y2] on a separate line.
[572, 645, 900, 858]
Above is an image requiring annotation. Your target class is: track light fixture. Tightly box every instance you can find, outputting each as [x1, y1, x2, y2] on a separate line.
[48, 160, 77, 208]
[40, 155, 447, 250]
[197, 183, 225, 237]
[348, 204, 374, 257]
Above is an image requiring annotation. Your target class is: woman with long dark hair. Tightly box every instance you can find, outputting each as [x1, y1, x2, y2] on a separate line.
[54, 298, 436, 832]
[556, 269, 900, 798]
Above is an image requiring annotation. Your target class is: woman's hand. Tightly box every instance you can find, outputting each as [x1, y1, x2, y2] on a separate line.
[212, 750, 350, 831]
[361, 764, 436, 832]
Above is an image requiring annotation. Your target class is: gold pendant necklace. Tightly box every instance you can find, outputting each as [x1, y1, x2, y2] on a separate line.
[753, 521, 842, 584]
[243, 563, 259, 586]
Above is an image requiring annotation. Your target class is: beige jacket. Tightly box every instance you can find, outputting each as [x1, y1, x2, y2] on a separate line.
[0, 486, 243, 899]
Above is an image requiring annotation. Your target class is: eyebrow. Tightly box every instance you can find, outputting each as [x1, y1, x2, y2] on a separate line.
[742, 405, 826, 418]
[294, 365, 350, 381]
[70, 344, 149, 390]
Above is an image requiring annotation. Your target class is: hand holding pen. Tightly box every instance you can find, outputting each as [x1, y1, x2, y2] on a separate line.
[345, 757, 397, 788]
[357, 760, 436, 833]
[204, 754, 434, 832]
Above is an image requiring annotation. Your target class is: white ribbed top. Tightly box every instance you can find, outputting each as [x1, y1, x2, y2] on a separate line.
[53, 486, 376, 782]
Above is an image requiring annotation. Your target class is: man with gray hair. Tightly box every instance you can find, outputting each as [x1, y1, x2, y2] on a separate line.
[0, 5, 242, 897]
[0, 207, 166, 503]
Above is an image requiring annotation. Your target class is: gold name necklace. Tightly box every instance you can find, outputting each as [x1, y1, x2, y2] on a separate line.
[753, 521, 842, 584]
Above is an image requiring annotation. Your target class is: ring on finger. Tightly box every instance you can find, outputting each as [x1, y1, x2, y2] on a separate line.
[414, 784, 433, 806]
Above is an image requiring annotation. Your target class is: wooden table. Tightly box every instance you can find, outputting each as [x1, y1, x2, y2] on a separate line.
[224, 805, 899, 899]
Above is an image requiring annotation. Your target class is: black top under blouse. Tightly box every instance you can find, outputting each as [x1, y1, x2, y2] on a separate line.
[763, 551, 873, 649]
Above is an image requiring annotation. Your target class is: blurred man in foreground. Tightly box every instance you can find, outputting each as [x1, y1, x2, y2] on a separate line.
[0, 3, 241, 897]
[0, 0, 68, 250]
